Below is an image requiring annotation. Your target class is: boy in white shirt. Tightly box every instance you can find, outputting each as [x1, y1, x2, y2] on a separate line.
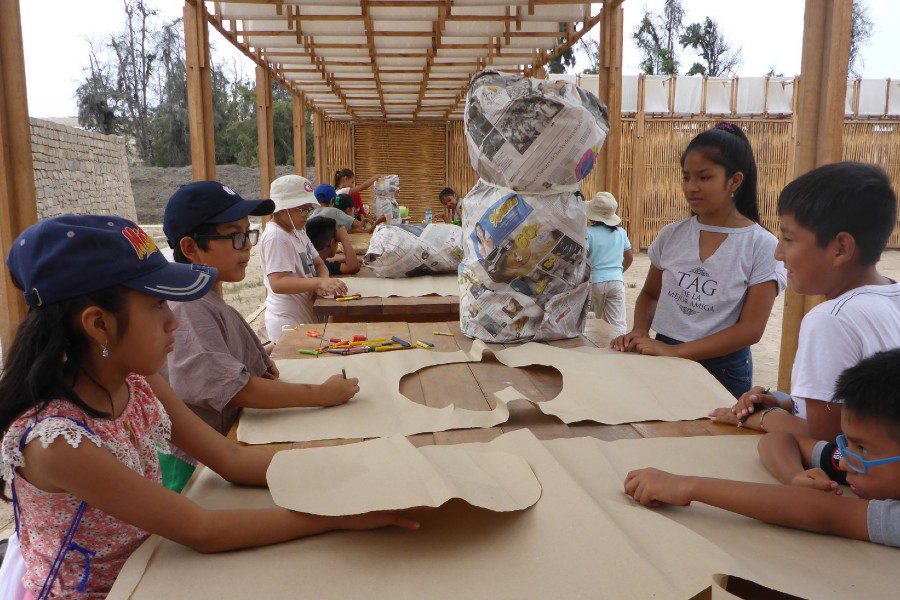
[259, 175, 348, 343]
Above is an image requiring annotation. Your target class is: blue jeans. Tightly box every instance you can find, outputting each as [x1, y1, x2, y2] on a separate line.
[656, 334, 753, 399]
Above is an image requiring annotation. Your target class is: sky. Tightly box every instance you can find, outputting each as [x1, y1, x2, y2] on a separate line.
[18, 0, 900, 119]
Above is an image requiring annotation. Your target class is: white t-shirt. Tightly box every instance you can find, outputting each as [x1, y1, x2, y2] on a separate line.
[791, 280, 900, 417]
[259, 223, 319, 342]
[648, 216, 786, 343]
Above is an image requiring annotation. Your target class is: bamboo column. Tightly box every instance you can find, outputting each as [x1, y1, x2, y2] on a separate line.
[183, 0, 215, 181]
[292, 92, 307, 177]
[777, 0, 852, 392]
[628, 74, 647, 250]
[313, 109, 325, 185]
[0, 0, 37, 352]
[256, 65, 275, 197]
[597, 1, 624, 200]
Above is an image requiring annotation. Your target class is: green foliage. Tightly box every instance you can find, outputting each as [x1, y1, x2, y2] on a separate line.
[632, 0, 684, 75]
[679, 17, 741, 77]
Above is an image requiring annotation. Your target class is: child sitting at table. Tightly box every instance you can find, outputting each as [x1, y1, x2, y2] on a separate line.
[306, 215, 361, 276]
[162, 181, 361, 491]
[625, 349, 900, 548]
[0, 215, 414, 598]
[439, 187, 461, 224]
[314, 184, 368, 233]
[260, 175, 348, 343]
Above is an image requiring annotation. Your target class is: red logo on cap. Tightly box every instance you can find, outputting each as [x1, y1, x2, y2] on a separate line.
[122, 227, 159, 260]
[304, 181, 313, 193]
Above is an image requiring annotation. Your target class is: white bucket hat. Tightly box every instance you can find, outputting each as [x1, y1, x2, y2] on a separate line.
[586, 191, 621, 226]
[269, 175, 319, 212]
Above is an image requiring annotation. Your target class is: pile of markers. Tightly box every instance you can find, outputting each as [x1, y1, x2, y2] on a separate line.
[297, 333, 450, 357]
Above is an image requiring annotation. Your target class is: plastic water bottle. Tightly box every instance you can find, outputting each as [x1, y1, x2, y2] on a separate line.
[425, 207, 432, 224]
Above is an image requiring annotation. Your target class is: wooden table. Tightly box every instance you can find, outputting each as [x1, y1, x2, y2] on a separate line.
[231, 319, 757, 449]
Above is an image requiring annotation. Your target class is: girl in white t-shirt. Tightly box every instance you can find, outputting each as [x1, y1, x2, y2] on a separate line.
[611, 123, 786, 398]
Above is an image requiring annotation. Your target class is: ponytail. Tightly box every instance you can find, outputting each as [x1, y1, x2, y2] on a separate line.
[334, 168, 355, 188]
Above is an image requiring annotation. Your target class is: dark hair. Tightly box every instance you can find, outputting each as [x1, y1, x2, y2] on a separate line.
[305, 216, 337, 252]
[589, 220, 618, 232]
[334, 169, 355, 188]
[172, 222, 219, 264]
[834, 349, 900, 440]
[681, 122, 760, 222]
[777, 162, 897, 265]
[0, 286, 132, 500]
[334, 194, 354, 213]
[439, 187, 455, 200]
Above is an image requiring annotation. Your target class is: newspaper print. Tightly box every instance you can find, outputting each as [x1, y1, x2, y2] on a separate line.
[365, 223, 464, 278]
[373, 174, 401, 224]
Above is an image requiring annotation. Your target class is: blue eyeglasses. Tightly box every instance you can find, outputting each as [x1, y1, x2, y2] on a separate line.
[835, 434, 900, 474]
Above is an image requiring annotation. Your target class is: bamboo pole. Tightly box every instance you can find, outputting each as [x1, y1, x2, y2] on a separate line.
[777, 0, 853, 393]
[597, 2, 623, 201]
[292, 92, 307, 176]
[184, 0, 216, 180]
[628, 74, 647, 250]
[256, 65, 275, 197]
[0, 0, 37, 352]
[313, 109, 324, 185]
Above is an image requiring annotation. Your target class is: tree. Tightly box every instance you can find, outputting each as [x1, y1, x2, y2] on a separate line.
[680, 17, 741, 77]
[765, 65, 784, 78]
[76, 44, 123, 135]
[633, 0, 684, 75]
[547, 22, 577, 74]
[849, 1, 874, 77]
[576, 36, 600, 75]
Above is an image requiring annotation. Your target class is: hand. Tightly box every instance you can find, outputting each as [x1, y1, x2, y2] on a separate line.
[708, 407, 741, 426]
[318, 374, 360, 406]
[610, 329, 648, 352]
[632, 337, 679, 357]
[262, 363, 280, 380]
[334, 511, 420, 532]
[624, 468, 695, 508]
[731, 386, 778, 421]
[790, 468, 842, 495]
[318, 278, 348, 297]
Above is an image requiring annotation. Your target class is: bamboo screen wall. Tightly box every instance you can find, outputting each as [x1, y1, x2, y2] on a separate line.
[447, 120, 479, 201]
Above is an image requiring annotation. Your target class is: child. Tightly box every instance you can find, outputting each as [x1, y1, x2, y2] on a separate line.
[625, 349, 900, 548]
[711, 162, 899, 442]
[335, 168, 379, 223]
[306, 216, 361, 275]
[162, 181, 361, 491]
[0, 215, 417, 597]
[314, 184, 367, 234]
[334, 193, 357, 217]
[611, 122, 786, 398]
[439, 187, 461, 224]
[260, 175, 348, 343]
[586, 191, 633, 336]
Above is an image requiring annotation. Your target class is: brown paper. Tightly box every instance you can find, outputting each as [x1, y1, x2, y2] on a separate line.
[345, 274, 459, 297]
[111, 430, 900, 600]
[238, 341, 732, 444]
[267, 436, 541, 514]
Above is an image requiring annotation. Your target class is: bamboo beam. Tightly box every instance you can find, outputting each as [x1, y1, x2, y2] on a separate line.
[292, 92, 307, 175]
[184, 0, 216, 180]
[0, 0, 37, 352]
[629, 73, 646, 250]
[256, 65, 276, 197]
[313, 109, 325, 185]
[597, 2, 624, 201]
[777, 0, 853, 393]
[360, 0, 387, 118]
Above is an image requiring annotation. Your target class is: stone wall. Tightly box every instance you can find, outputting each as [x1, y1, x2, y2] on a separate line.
[30, 118, 137, 222]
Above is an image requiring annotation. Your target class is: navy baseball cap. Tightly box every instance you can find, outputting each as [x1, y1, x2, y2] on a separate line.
[314, 184, 336, 204]
[6, 215, 217, 308]
[163, 181, 275, 249]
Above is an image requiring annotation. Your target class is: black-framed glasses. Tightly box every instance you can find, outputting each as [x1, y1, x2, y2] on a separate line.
[193, 229, 260, 250]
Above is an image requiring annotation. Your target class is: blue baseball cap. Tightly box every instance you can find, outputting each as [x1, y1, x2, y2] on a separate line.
[163, 181, 275, 249]
[314, 184, 336, 204]
[6, 215, 217, 308]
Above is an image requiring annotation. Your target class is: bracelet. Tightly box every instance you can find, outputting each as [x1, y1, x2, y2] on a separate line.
[738, 402, 765, 424]
[758, 407, 782, 431]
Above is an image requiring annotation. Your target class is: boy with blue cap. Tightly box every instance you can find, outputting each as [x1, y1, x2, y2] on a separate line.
[163, 181, 359, 491]
[314, 183, 368, 233]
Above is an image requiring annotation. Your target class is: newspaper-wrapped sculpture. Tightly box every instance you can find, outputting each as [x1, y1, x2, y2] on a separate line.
[460, 70, 609, 342]
[373, 174, 401, 224]
[365, 223, 464, 278]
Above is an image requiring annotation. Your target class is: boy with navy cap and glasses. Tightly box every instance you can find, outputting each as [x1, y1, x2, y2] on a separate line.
[161, 181, 359, 492]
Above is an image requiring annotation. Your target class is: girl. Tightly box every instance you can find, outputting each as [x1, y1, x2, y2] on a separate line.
[611, 122, 786, 398]
[0, 215, 417, 598]
[586, 192, 633, 336]
[335, 169, 379, 224]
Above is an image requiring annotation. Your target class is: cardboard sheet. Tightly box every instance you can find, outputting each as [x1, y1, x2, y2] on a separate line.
[111, 430, 900, 600]
[267, 436, 541, 514]
[344, 274, 459, 298]
[237, 341, 733, 444]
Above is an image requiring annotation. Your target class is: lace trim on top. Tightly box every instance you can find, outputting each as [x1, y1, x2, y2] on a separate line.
[0, 418, 103, 483]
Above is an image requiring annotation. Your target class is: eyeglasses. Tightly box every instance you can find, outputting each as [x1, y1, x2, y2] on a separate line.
[292, 206, 317, 216]
[835, 434, 900, 474]
[193, 229, 260, 250]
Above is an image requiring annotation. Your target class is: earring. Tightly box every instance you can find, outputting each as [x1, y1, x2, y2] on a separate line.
[101, 344, 110, 358]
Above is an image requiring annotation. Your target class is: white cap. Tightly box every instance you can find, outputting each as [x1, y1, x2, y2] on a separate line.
[269, 175, 319, 212]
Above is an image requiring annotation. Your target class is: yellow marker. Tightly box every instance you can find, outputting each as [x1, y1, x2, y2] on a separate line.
[375, 344, 404, 352]
[432, 331, 454, 336]
[347, 338, 386, 347]
[416, 341, 431, 349]
[335, 294, 362, 302]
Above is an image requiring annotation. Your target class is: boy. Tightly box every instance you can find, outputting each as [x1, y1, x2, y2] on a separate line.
[306, 215, 361, 275]
[710, 162, 899, 442]
[261, 175, 349, 343]
[439, 187, 460, 224]
[314, 183, 367, 233]
[626, 349, 900, 547]
[162, 180, 359, 491]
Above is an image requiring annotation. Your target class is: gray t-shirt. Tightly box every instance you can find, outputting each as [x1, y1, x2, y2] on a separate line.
[867, 499, 900, 547]
[648, 217, 786, 342]
[313, 206, 356, 232]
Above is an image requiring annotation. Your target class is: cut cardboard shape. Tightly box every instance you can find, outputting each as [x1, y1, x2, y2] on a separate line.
[345, 274, 458, 297]
[267, 436, 541, 514]
[238, 341, 733, 444]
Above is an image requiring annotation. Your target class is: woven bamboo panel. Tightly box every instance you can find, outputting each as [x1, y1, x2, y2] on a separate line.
[318, 120, 353, 187]
[581, 119, 635, 234]
[352, 121, 447, 221]
[447, 120, 478, 199]
[842, 121, 900, 248]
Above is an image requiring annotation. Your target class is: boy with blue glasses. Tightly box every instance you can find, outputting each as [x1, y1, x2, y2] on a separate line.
[625, 349, 900, 547]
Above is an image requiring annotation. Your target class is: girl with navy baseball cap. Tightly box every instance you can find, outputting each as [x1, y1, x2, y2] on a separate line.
[0, 215, 417, 598]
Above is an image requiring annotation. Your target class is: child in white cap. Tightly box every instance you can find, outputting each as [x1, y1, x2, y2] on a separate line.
[586, 191, 633, 336]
